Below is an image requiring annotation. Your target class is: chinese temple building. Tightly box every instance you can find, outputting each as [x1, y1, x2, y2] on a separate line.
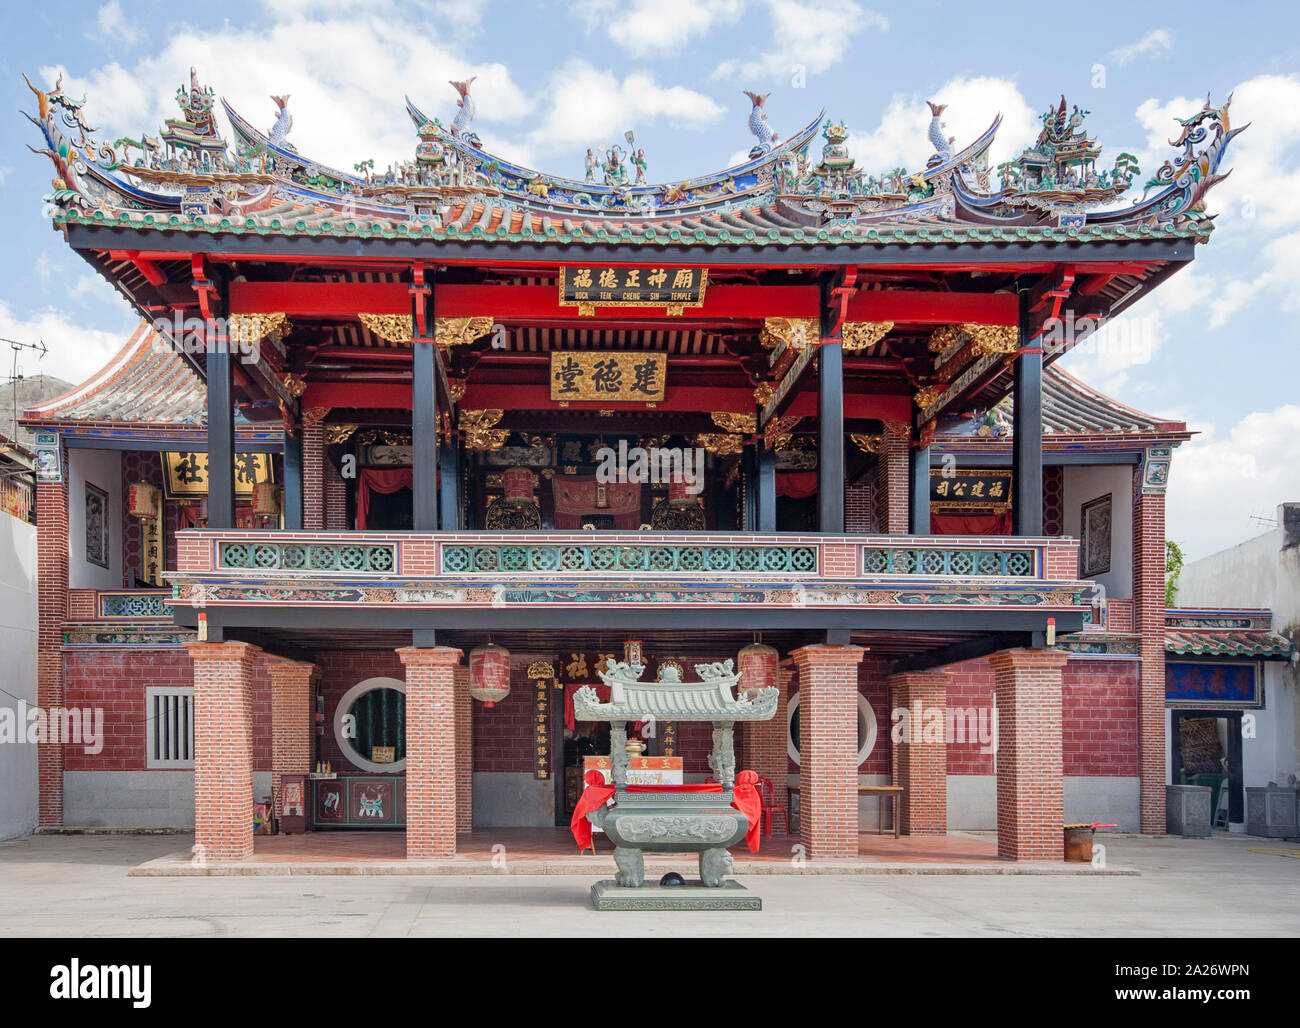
[21, 71, 1246, 862]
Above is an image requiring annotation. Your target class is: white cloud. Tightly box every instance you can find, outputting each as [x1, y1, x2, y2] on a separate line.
[1108, 29, 1174, 67]
[0, 165, 11, 186]
[713, 0, 887, 82]
[576, 0, 743, 58]
[1166, 405, 1300, 559]
[842, 76, 1040, 179]
[94, 0, 141, 46]
[525, 61, 725, 154]
[0, 302, 130, 389]
[41, 5, 536, 177]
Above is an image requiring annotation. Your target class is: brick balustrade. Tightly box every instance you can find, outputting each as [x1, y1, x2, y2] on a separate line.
[791, 644, 866, 859]
[397, 646, 462, 858]
[989, 647, 1070, 861]
[889, 670, 952, 835]
[187, 640, 261, 862]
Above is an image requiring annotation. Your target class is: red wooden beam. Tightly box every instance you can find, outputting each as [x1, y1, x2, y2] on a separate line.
[230, 280, 1027, 325]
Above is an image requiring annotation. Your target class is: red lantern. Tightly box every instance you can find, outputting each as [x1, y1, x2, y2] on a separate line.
[127, 482, 160, 521]
[469, 643, 511, 707]
[503, 467, 534, 504]
[668, 476, 692, 504]
[737, 641, 778, 699]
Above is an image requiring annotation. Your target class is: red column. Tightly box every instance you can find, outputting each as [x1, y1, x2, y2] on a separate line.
[791, 644, 866, 859]
[454, 667, 473, 833]
[303, 423, 325, 530]
[187, 641, 261, 862]
[266, 658, 318, 819]
[36, 478, 69, 828]
[989, 647, 1069, 861]
[876, 422, 910, 534]
[398, 646, 462, 858]
[888, 670, 951, 835]
[1133, 487, 1167, 834]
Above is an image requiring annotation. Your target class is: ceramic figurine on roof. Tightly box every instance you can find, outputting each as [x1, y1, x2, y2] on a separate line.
[23, 66, 1241, 244]
[744, 90, 780, 158]
[449, 77, 480, 147]
[268, 95, 293, 147]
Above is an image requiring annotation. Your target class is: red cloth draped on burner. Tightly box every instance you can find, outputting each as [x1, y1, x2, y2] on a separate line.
[568, 770, 764, 853]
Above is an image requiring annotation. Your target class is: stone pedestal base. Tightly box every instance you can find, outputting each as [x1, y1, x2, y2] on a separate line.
[590, 880, 761, 911]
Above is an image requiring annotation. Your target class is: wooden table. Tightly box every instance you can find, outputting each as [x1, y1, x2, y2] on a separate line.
[788, 784, 904, 838]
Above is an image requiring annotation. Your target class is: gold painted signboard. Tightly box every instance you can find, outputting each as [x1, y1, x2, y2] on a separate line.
[163, 451, 272, 499]
[559, 266, 708, 315]
[930, 468, 1012, 512]
[549, 352, 667, 403]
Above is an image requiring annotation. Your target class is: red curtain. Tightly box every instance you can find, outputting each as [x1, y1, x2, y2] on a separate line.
[356, 468, 413, 530]
[929, 512, 1012, 536]
[552, 477, 641, 530]
[564, 683, 612, 732]
[776, 472, 818, 499]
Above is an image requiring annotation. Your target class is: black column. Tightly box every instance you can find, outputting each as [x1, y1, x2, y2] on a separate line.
[757, 442, 776, 532]
[909, 445, 930, 535]
[413, 341, 438, 531]
[818, 274, 845, 534]
[282, 428, 303, 530]
[1012, 291, 1043, 536]
[439, 437, 459, 531]
[206, 324, 235, 531]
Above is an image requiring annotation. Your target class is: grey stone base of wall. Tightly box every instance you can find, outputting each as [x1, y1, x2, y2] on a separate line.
[63, 771, 273, 829]
[948, 776, 1140, 832]
[472, 772, 555, 828]
[591, 880, 761, 910]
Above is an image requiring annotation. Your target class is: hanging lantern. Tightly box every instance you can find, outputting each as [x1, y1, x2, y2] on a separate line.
[623, 639, 644, 667]
[252, 481, 281, 520]
[668, 476, 697, 506]
[469, 643, 511, 707]
[737, 640, 779, 699]
[503, 466, 534, 504]
[127, 482, 160, 522]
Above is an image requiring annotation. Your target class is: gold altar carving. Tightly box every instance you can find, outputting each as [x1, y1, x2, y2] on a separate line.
[695, 433, 743, 456]
[711, 411, 756, 435]
[850, 432, 884, 455]
[760, 317, 819, 352]
[763, 415, 802, 450]
[461, 409, 509, 451]
[230, 312, 289, 344]
[436, 316, 495, 348]
[358, 313, 413, 343]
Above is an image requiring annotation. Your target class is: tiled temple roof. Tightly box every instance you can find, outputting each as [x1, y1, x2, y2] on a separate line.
[24, 72, 1242, 252]
[938, 365, 1188, 441]
[1166, 629, 1293, 659]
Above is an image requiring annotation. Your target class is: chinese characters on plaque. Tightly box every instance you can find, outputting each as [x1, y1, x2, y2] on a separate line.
[559, 266, 708, 316]
[162, 451, 272, 499]
[140, 502, 165, 586]
[549, 352, 668, 403]
[929, 468, 1013, 513]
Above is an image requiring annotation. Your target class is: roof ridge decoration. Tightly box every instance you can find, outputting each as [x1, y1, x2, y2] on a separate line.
[23, 69, 1241, 241]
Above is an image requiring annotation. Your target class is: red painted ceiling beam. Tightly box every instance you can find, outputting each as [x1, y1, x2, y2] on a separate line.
[230, 280, 1028, 326]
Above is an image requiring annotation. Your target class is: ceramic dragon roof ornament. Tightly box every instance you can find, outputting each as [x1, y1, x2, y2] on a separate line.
[22, 68, 1242, 239]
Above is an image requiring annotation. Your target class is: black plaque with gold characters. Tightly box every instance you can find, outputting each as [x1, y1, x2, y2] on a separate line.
[930, 468, 1013, 512]
[559, 265, 708, 315]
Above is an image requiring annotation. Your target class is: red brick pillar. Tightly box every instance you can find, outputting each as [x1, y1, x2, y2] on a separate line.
[791, 644, 866, 859]
[266, 658, 318, 820]
[187, 641, 261, 862]
[36, 478, 69, 827]
[454, 667, 473, 833]
[888, 670, 951, 835]
[876, 422, 910, 534]
[1133, 482, 1168, 834]
[989, 647, 1069, 861]
[303, 423, 325, 530]
[398, 646, 462, 858]
[324, 456, 349, 531]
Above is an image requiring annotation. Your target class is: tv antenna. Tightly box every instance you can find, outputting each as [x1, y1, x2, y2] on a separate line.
[1248, 510, 1278, 530]
[0, 337, 48, 446]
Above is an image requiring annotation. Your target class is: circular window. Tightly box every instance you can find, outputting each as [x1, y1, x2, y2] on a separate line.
[334, 677, 407, 773]
[786, 693, 877, 767]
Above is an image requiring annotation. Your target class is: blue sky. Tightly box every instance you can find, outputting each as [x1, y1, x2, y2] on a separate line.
[1, 0, 1297, 558]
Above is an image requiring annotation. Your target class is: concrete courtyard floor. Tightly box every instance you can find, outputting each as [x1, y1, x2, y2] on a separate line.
[0, 830, 1295, 936]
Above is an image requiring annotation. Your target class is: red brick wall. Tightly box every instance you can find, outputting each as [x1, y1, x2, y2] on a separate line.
[845, 481, 878, 533]
[303, 424, 325, 530]
[876, 428, 910, 534]
[945, 659, 997, 775]
[473, 663, 536, 773]
[61, 648, 273, 772]
[788, 657, 891, 775]
[315, 649, 406, 773]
